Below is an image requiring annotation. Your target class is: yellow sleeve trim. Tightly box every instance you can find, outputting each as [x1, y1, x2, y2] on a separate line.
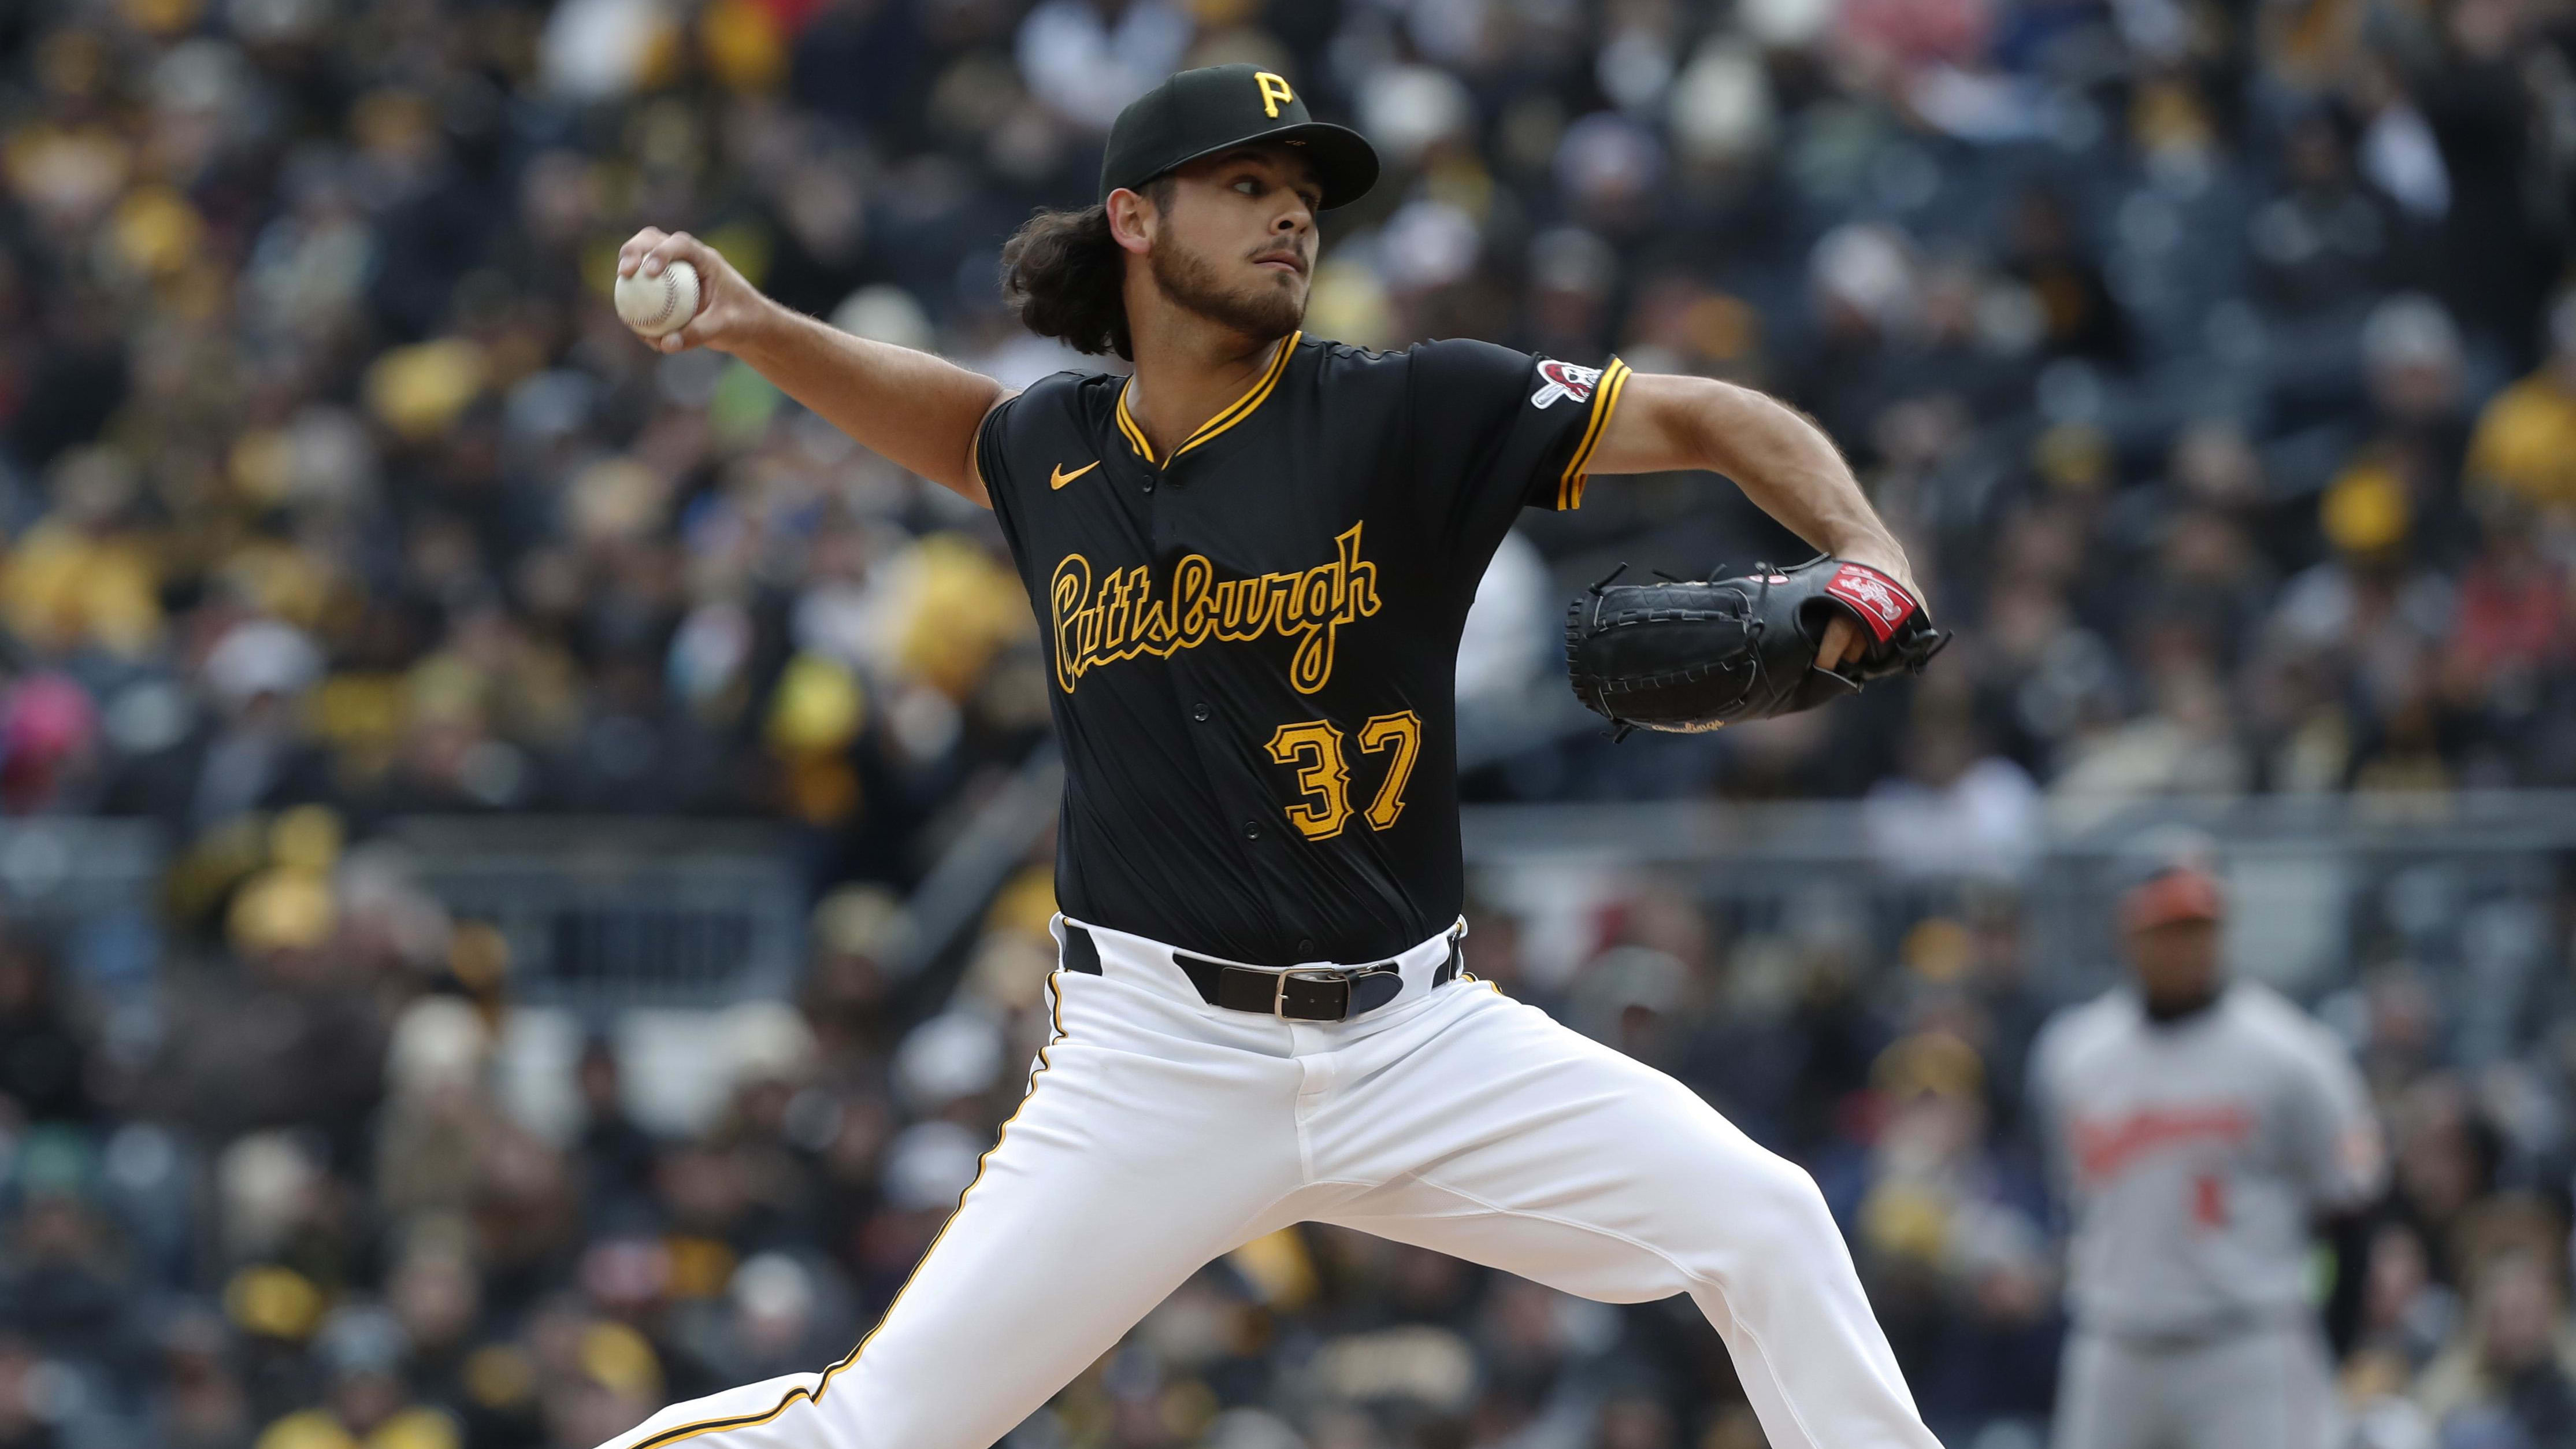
[1554, 357, 1631, 511]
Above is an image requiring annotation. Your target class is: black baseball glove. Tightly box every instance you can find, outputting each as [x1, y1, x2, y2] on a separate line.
[1564, 555, 1948, 736]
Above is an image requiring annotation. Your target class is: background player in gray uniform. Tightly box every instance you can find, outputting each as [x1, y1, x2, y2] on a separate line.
[2032, 852, 2386, 1449]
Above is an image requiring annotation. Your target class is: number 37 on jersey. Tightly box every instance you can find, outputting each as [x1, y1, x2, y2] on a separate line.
[1264, 711, 1421, 840]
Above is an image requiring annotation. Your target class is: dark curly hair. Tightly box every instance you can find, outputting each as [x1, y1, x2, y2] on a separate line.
[999, 179, 1172, 361]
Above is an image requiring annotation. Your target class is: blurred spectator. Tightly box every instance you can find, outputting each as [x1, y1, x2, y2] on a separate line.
[1, 1163, 140, 1377]
[1864, 680, 2040, 881]
[0, 939, 91, 1125]
[150, 1309, 254, 1449]
[149, 871, 385, 1160]
[1015, 0, 1190, 132]
[250, 1305, 458, 1449]
[2413, 1248, 2576, 1448]
[573, 1037, 663, 1226]
[2466, 292, 2576, 516]
[2356, 1221, 2458, 1373]
[0, 1337, 57, 1449]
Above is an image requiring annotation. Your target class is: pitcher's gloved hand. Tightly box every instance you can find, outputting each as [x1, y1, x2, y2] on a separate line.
[1564, 556, 1948, 737]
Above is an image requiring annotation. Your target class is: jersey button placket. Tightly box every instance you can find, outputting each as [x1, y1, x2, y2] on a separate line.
[1242, 821, 1263, 840]
[1192, 703, 1211, 722]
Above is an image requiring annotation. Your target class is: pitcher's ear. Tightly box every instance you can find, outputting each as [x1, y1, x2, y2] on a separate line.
[1105, 187, 1155, 255]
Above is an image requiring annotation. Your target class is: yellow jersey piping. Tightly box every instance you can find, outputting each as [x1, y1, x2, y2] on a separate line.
[1174, 331, 1297, 458]
[1556, 357, 1631, 512]
[1113, 390, 1156, 462]
[628, 972, 1072, 1449]
[1114, 332, 1300, 465]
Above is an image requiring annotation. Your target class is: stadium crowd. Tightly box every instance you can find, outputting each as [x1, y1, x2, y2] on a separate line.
[5, 0, 2576, 1444]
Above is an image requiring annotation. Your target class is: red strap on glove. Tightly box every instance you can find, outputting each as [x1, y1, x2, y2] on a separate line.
[1822, 562, 1919, 645]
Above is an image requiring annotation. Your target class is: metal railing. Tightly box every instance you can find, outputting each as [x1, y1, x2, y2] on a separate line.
[0, 817, 166, 917]
[0, 817, 169, 996]
[1461, 791, 2576, 1015]
[0, 816, 812, 1008]
[389, 817, 808, 1008]
[12, 792, 2569, 1025]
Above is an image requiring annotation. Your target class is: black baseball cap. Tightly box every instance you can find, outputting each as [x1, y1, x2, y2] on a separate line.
[1100, 65, 1380, 211]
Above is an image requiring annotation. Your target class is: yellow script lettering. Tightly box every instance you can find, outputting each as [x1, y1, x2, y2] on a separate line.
[1048, 523, 1382, 695]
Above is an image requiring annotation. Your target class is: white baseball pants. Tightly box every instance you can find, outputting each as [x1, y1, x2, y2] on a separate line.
[2054, 1322, 2340, 1449]
[604, 916, 1941, 1449]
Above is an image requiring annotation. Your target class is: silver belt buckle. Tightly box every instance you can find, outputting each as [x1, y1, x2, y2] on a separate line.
[1274, 968, 1347, 1020]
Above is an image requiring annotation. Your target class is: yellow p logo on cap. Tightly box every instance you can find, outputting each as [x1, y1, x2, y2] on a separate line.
[1254, 72, 1296, 118]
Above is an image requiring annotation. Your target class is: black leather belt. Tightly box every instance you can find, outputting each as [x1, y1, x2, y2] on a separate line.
[1059, 924, 1461, 1022]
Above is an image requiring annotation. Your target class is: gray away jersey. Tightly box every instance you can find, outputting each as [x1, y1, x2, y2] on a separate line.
[2031, 981, 2385, 1337]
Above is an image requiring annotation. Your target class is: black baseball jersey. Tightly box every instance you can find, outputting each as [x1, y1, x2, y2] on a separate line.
[975, 332, 1633, 966]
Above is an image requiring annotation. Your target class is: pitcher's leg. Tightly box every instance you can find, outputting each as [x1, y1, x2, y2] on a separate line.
[603, 974, 1300, 1449]
[1311, 989, 1940, 1449]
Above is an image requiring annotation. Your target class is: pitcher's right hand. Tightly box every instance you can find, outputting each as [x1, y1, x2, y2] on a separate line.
[615, 229, 775, 356]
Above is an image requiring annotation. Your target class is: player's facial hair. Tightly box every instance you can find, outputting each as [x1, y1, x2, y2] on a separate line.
[1149, 230, 1304, 341]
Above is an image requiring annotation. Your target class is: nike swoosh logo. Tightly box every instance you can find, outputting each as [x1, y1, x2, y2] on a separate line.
[1051, 460, 1101, 490]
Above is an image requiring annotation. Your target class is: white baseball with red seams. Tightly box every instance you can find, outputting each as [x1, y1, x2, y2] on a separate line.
[615, 260, 700, 339]
[599, 916, 1945, 1449]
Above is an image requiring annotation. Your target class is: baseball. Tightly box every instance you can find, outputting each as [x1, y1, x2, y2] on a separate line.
[615, 259, 700, 339]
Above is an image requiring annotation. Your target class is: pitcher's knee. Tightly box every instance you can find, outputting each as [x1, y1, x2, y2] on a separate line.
[1676, 1148, 1847, 1291]
[1753, 1150, 1839, 1242]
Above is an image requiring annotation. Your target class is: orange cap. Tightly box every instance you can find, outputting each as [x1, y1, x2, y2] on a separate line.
[2122, 866, 2223, 932]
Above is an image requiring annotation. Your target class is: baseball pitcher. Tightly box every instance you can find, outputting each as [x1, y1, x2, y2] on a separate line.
[606, 66, 1945, 1449]
[2033, 859, 2386, 1449]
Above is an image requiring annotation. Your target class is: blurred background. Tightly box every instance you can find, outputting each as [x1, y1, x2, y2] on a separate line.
[1, 0, 2575, 1447]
